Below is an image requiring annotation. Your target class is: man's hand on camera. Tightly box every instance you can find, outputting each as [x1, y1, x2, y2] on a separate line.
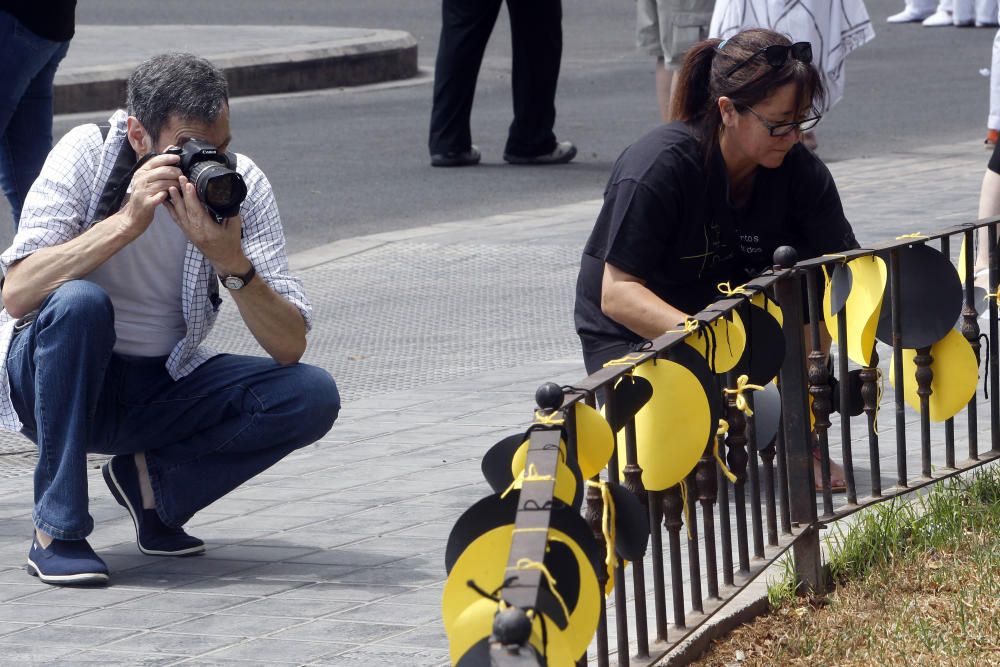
[121, 153, 181, 237]
[165, 175, 244, 270]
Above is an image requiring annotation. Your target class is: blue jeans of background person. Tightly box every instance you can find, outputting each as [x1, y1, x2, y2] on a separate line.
[0, 11, 71, 228]
[7, 280, 341, 540]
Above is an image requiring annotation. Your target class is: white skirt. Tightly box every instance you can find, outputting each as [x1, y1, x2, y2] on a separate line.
[709, 0, 876, 111]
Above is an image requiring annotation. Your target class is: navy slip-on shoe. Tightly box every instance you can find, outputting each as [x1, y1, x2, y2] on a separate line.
[26, 536, 109, 586]
[102, 455, 205, 557]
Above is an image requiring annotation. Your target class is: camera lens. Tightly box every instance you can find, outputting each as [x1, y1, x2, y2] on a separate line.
[188, 162, 247, 220]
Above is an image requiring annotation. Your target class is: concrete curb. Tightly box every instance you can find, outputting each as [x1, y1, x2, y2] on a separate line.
[54, 26, 418, 114]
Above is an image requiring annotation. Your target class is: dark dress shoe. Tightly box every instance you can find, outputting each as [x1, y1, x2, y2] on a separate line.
[430, 145, 481, 167]
[503, 140, 577, 165]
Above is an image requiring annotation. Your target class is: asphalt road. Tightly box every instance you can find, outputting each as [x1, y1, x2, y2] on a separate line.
[7, 0, 997, 253]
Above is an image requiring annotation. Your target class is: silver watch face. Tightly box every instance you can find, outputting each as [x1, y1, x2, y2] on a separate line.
[223, 275, 245, 290]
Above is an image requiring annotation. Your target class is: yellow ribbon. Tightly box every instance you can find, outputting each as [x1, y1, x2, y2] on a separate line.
[716, 281, 749, 297]
[602, 352, 647, 367]
[665, 318, 701, 334]
[500, 463, 555, 499]
[585, 479, 618, 589]
[821, 253, 849, 261]
[987, 290, 1000, 308]
[533, 409, 565, 426]
[509, 558, 571, 624]
[895, 232, 927, 240]
[714, 420, 739, 484]
[723, 374, 765, 416]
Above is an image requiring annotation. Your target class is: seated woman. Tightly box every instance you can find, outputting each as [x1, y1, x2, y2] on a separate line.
[573, 28, 858, 489]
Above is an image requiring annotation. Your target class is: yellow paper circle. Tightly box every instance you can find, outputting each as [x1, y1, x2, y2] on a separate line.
[622, 358, 711, 491]
[574, 402, 613, 479]
[442, 525, 600, 662]
[889, 328, 979, 422]
[449, 598, 574, 667]
[823, 256, 887, 367]
[510, 440, 576, 506]
[510, 439, 563, 476]
[684, 311, 746, 373]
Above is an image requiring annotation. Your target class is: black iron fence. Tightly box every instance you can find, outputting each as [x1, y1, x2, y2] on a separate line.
[443, 217, 1000, 667]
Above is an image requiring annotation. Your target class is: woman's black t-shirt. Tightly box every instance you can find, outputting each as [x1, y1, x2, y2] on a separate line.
[574, 121, 858, 361]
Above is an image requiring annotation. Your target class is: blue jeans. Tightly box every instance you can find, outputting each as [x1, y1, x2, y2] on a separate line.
[0, 11, 70, 228]
[7, 281, 341, 540]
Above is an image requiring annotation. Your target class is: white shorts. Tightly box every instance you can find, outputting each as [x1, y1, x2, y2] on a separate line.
[637, 0, 715, 67]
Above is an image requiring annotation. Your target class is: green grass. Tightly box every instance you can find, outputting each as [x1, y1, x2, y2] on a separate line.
[694, 465, 1000, 666]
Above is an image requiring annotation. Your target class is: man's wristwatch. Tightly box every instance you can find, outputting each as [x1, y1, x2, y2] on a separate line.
[221, 264, 256, 290]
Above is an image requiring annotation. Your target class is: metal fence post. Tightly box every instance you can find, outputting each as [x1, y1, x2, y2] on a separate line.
[772, 247, 825, 595]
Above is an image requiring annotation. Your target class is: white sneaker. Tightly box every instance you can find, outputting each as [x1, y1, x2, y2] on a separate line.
[887, 7, 932, 22]
[922, 9, 954, 26]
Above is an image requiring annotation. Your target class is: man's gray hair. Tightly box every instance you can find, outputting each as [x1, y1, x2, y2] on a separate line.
[126, 53, 229, 141]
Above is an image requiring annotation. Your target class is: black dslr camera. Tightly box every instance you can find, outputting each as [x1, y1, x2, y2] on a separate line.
[165, 140, 247, 221]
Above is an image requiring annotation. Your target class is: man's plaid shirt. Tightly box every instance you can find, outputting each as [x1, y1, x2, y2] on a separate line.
[0, 110, 312, 432]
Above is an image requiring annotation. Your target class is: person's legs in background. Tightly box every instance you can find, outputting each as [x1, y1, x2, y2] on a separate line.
[655, 58, 680, 123]
[0, 13, 70, 228]
[989, 9, 1000, 145]
[976, 0, 999, 25]
[923, 0, 957, 25]
[639, 0, 712, 123]
[502, 0, 576, 163]
[888, 0, 937, 22]
[953, 0, 977, 24]
[428, 0, 503, 166]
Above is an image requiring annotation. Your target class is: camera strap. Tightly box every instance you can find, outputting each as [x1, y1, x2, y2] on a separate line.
[93, 121, 138, 223]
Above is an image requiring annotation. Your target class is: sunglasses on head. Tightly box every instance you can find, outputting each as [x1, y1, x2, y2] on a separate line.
[724, 42, 813, 78]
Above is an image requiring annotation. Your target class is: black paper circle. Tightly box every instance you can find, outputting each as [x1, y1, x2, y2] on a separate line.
[829, 262, 853, 316]
[874, 244, 963, 349]
[607, 482, 650, 562]
[605, 375, 653, 432]
[481, 433, 526, 494]
[736, 304, 786, 386]
[444, 492, 601, 579]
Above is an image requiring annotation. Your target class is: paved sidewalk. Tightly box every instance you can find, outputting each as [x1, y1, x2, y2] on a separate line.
[0, 136, 995, 665]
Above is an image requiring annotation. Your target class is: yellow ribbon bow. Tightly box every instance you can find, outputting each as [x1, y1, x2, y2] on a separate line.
[716, 281, 749, 297]
[723, 374, 765, 417]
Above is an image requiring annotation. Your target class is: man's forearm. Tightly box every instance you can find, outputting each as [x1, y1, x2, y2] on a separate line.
[228, 277, 307, 364]
[2, 214, 136, 318]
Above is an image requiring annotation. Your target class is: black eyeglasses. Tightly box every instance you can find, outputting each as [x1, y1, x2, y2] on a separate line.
[741, 105, 822, 137]
[725, 42, 813, 78]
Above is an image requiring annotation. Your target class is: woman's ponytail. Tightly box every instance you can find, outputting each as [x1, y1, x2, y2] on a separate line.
[670, 38, 722, 122]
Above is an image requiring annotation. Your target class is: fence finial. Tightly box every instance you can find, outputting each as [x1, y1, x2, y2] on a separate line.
[773, 245, 798, 269]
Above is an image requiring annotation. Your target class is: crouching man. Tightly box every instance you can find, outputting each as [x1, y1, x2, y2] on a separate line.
[0, 53, 340, 585]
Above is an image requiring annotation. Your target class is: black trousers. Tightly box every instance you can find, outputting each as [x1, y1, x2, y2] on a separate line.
[428, 0, 563, 157]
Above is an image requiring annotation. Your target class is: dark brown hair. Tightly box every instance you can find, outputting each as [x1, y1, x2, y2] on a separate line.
[670, 29, 826, 156]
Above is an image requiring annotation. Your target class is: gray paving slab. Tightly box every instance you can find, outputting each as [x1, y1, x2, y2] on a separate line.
[195, 637, 347, 664]
[56, 650, 183, 666]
